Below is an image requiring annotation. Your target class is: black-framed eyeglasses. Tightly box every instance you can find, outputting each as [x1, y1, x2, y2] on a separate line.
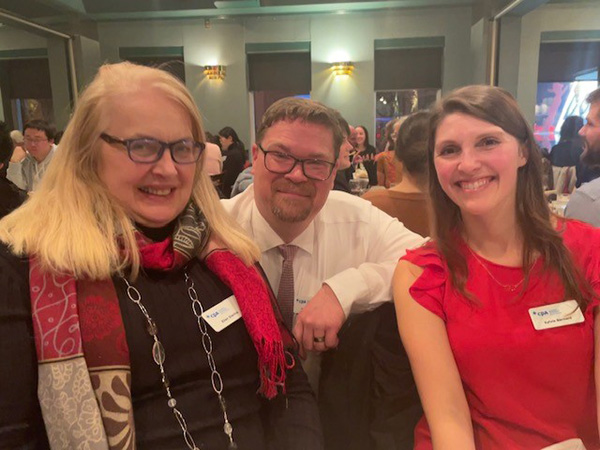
[24, 137, 49, 144]
[100, 133, 205, 164]
[258, 144, 336, 181]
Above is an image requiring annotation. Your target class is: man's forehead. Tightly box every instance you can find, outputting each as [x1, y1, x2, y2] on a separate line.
[25, 128, 46, 135]
[264, 120, 334, 148]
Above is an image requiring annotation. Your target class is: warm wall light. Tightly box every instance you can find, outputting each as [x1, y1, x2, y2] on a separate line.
[204, 65, 226, 80]
[331, 61, 354, 76]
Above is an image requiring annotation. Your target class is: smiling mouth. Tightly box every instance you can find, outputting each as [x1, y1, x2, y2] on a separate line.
[456, 177, 494, 191]
[139, 187, 174, 196]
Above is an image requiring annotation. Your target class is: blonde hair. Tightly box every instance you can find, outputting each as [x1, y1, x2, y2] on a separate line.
[0, 62, 259, 279]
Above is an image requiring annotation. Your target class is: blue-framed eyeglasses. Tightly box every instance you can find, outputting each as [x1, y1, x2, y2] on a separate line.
[258, 144, 335, 181]
[100, 133, 205, 164]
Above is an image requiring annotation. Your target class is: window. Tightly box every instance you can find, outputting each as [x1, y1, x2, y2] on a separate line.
[247, 43, 311, 133]
[373, 38, 443, 150]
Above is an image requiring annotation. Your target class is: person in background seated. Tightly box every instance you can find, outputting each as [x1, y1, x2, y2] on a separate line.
[0, 122, 26, 218]
[0, 62, 322, 449]
[7, 119, 56, 192]
[333, 115, 354, 194]
[376, 117, 402, 188]
[203, 140, 222, 176]
[231, 165, 254, 197]
[219, 126, 247, 198]
[566, 87, 600, 227]
[394, 85, 600, 449]
[363, 111, 430, 237]
[352, 125, 377, 186]
[550, 116, 583, 168]
[549, 116, 583, 192]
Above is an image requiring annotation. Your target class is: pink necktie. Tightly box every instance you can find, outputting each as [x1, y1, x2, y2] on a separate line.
[277, 244, 299, 329]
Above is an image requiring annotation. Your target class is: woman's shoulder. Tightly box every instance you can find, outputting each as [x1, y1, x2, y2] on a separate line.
[401, 241, 448, 281]
[397, 241, 449, 320]
[560, 219, 600, 259]
[560, 218, 600, 242]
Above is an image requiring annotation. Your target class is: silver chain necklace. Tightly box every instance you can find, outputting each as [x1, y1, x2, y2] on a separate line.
[467, 246, 525, 292]
[122, 271, 238, 450]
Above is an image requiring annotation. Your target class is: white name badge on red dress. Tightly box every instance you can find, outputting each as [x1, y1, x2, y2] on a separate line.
[529, 300, 584, 331]
[202, 295, 242, 332]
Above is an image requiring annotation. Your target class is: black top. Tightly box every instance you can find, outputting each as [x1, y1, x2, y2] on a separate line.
[0, 177, 26, 219]
[548, 140, 600, 188]
[550, 140, 582, 167]
[0, 244, 322, 449]
[221, 143, 247, 198]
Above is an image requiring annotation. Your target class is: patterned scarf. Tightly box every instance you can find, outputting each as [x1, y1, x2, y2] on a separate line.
[29, 203, 290, 449]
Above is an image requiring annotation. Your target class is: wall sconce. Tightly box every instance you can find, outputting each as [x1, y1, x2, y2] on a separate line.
[204, 65, 226, 80]
[331, 61, 354, 76]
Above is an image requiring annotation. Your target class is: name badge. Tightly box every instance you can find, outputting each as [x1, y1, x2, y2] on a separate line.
[294, 298, 308, 314]
[529, 300, 584, 331]
[202, 295, 242, 332]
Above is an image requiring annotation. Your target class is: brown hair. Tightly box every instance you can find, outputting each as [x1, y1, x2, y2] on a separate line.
[256, 97, 343, 160]
[385, 117, 399, 151]
[586, 87, 600, 106]
[428, 85, 594, 309]
[394, 111, 430, 188]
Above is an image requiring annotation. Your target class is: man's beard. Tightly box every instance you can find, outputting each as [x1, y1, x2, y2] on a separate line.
[581, 142, 600, 168]
[270, 179, 315, 223]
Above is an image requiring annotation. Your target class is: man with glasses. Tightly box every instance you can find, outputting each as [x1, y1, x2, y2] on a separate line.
[7, 120, 57, 192]
[222, 97, 424, 388]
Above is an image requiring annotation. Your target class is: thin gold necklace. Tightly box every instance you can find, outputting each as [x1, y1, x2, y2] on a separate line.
[467, 245, 525, 292]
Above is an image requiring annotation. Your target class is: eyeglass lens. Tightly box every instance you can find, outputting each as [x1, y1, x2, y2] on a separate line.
[265, 152, 332, 180]
[129, 138, 200, 163]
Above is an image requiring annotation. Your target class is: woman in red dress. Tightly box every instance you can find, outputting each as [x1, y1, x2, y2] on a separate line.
[393, 85, 600, 449]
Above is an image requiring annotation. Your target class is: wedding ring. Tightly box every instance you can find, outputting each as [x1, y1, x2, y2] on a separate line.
[313, 336, 326, 343]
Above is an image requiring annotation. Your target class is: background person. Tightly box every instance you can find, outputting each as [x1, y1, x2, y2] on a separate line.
[394, 85, 600, 449]
[219, 125, 247, 198]
[7, 119, 56, 192]
[0, 62, 321, 449]
[352, 125, 377, 185]
[333, 116, 354, 193]
[566, 87, 600, 226]
[376, 117, 403, 188]
[203, 140, 223, 175]
[549, 115, 584, 192]
[0, 122, 26, 218]
[363, 111, 430, 236]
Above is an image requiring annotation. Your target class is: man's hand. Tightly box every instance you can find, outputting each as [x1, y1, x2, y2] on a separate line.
[293, 284, 345, 357]
[10, 146, 26, 163]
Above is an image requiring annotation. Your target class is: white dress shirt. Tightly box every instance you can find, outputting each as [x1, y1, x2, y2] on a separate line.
[222, 185, 425, 317]
[223, 186, 425, 388]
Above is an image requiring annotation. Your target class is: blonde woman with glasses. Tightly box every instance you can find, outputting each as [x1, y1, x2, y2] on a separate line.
[0, 62, 321, 449]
